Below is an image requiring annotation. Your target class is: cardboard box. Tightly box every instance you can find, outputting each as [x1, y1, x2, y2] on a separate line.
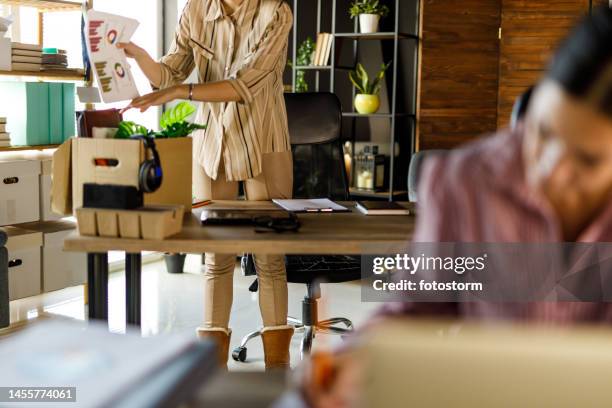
[0, 159, 41, 226]
[76, 205, 184, 239]
[18, 221, 85, 292]
[40, 159, 62, 221]
[0, 82, 50, 146]
[52, 137, 192, 215]
[4, 226, 42, 301]
[0, 37, 10, 71]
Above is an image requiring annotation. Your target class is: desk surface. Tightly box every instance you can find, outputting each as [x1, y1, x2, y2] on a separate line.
[64, 201, 415, 255]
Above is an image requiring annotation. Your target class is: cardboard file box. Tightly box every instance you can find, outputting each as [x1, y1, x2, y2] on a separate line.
[40, 159, 61, 221]
[76, 205, 184, 240]
[38, 221, 84, 292]
[0, 159, 41, 226]
[0, 82, 50, 146]
[0, 37, 10, 71]
[4, 227, 42, 301]
[52, 137, 193, 215]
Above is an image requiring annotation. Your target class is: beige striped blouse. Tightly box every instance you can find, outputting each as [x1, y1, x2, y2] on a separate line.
[157, 0, 293, 181]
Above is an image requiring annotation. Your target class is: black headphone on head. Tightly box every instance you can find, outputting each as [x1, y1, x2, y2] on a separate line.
[131, 135, 163, 193]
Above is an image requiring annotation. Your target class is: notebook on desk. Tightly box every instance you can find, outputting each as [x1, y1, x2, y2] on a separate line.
[272, 198, 349, 213]
[356, 201, 411, 216]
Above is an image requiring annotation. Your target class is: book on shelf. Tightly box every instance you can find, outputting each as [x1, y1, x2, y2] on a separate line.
[0, 124, 5, 132]
[43, 48, 67, 55]
[11, 42, 42, 52]
[42, 54, 68, 65]
[320, 33, 333, 66]
[356, 201, 411, 216]
[0, 117, 6, 124]
[12, 49, 42, 57]
[0, 132, 9, 140]
[313, 33, 324, 66]
[10, 62, 41, 71]
[12, 55, 43, 64]
[312, 33, 333, 66]
[0, 141, 11, 147]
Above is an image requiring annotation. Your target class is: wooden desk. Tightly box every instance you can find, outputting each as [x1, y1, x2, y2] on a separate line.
[64, 201, 415, 327]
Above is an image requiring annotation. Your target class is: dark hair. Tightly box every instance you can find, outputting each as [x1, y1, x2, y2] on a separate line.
[548, 6, 612, 118]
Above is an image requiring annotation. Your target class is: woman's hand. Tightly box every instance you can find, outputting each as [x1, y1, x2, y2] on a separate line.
[122, 86, 186, 113]
[116, 42, 148, 60]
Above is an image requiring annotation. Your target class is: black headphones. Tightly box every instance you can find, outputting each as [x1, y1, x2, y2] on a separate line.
[510, 86, 535, 131]
[131, 135, 163, 193]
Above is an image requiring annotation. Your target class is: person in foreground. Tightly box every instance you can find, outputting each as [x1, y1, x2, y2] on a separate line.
[302, 7, 612, 407]
[119, 0, 295, 369]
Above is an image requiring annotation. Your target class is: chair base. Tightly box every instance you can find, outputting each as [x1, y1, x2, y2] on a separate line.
[232, 282, 353, 363]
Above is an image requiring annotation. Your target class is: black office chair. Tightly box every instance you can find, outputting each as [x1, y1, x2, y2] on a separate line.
[511, 86, 534, 131]
[233, 93, 360, 362]
[0, 230, 8, 328]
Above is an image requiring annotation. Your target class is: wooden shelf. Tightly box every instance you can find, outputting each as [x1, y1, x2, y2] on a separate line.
[0, 0, 83, 11]
[0, 144, 60, 152]
[342, 112, 415, 118]
[350, 188, 408, 199]
[0, 69, 85, 81]
[334, 32, 418, 41]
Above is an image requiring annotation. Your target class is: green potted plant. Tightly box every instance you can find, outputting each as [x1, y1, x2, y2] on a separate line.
[349, 0, 390, 34]
[287, 37, 315, 93]
[349, 62, 391, 114]
[115, 101, 206, 139]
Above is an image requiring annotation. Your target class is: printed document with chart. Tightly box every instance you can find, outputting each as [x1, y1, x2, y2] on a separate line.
[85, 10, 140, 103]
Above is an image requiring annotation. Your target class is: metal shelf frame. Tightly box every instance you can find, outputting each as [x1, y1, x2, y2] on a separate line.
[290, 0, 420, 201]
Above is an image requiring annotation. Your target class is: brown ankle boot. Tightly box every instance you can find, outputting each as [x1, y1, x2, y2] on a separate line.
[196, 327, 231, 368]
[261, 325, 294, 370]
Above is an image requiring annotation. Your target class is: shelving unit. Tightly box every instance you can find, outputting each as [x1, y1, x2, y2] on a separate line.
[290, 0, 420, 201]
[0, 0, 81, 11]
[0, 69, 85, 80]
[0, 144, 59, 152]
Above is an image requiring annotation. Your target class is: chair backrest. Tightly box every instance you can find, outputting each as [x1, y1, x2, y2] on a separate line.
[408, 149, 447, 202]
[510, 86, 534, 131]
[285, 93, 349, 201]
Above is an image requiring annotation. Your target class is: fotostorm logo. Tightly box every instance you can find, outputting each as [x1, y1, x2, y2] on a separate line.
[370, 253, 488, 294]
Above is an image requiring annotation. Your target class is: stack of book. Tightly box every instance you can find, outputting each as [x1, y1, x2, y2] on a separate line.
[42, 48, 68, 70]
[11, 42, 42, 71]
[313, 33, 333, 66]
[0, 117, 10, 147]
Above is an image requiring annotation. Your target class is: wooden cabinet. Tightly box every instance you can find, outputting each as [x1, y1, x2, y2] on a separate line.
[497, 0, 591, 128]
[417, 0, 501, 150]
[417, 0, 604, 150]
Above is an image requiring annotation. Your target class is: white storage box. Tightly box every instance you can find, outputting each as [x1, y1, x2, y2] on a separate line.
[4, 226, 42, 301]
[40, 159, 61, 221]
[0, 159, 40, 226]
[0, 37, 9, 71]
[42, 223, 85, 292]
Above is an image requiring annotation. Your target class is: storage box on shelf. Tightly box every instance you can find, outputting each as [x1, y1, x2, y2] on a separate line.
[40, 159, 61, 221]
[0, 159, 40, 226]
[3, 226, 42, 301]
[19, 220, 85, 293]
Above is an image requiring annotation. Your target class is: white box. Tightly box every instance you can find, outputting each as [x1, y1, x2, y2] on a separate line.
[0, 37, 10, 71]
[4, 227, 42, 301]
[42, 225, 86, 292]
[40, 159, 61, 221]
[0, 159, 40, 226]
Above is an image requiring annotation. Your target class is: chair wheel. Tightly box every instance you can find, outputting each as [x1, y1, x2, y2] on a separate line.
[232, 346, 247, 362]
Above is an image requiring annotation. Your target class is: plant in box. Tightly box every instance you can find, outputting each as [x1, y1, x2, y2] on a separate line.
[349, 62, 391, 114]
[349, 0, 390, 34]
[115, 102, 206, 139]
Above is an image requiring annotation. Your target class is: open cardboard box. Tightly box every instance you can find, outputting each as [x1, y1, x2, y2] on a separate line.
[51, 137, 192, 216]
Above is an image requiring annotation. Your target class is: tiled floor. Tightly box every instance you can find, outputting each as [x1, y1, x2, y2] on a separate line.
[7, 255, 378, 370]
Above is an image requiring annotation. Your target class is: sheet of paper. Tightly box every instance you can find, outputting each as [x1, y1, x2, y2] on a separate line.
[273, 198, 349, 212]
[85, 10, 140, 103]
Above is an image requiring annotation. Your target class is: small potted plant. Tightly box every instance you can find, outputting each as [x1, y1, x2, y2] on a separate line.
[349, 0, 390, 34]
[349, 62, 391, 114]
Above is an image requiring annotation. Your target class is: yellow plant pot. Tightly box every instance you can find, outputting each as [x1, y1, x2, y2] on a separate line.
[354, 94, 380, 114]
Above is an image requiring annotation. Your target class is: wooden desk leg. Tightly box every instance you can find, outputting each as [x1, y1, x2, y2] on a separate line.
[87, 253, 109, 321]
[125, 253, 142, 327]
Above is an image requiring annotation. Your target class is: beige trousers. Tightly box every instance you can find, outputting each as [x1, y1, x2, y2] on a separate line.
[194, 151, 293, 329]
